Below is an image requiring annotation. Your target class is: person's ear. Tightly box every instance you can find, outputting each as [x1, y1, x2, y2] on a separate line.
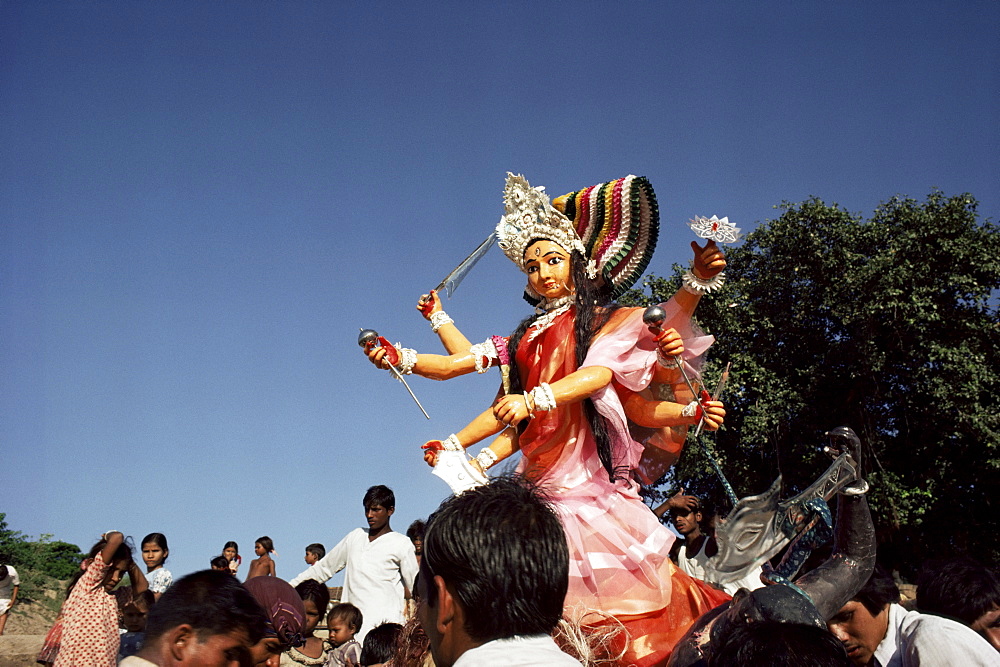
[166, 623, 196, 661]
[433, 575, 455, 634]
[387, 507, 395, 517]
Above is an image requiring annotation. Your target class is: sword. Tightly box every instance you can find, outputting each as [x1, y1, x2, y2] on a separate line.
[418, 232, 497, 315]
[358, 328, 430, 419]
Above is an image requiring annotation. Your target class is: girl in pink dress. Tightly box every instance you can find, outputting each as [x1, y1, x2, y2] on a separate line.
[54, 531, 147, 667]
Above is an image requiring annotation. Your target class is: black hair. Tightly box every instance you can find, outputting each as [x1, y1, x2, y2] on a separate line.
[363, 485, 395, 511]
[223, 541, 239, 554]
[507, 247, 623, 482]
[916, 556, 1000, 627]
[295, 580, 330, 620]
[255, 536, 274, 553]
[709, 620, 852, 666]
[140, 533, 169, 562]
[421, 474, 569, 643]
[0, 566, 7, 579]
[305, 543, 326, 560]
[405, 520, 426, 542]
[328, 602, 363, 633]
[360, 622, 402, 666]
[209, 556, 230, 569]
[67, 535, 135, 596]
[144, 570, 268, 645]
[852, 564, 900, 616]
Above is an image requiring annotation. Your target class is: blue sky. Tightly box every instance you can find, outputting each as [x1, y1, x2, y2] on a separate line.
[2, 1, 997, 581]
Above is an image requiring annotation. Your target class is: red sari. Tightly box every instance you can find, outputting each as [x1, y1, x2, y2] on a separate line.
[514, 304, 728, 666]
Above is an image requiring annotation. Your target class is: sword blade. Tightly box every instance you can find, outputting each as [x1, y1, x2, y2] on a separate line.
[435, 232, 496, 299]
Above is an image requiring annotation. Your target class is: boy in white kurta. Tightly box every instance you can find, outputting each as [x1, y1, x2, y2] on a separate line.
[289, 485, 417, 642]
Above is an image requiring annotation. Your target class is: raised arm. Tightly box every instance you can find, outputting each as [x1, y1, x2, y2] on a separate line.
[418, 290, 474, 354]
[670, 239, 727, 316]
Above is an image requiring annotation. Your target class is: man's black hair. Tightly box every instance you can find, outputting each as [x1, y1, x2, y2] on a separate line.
[144, 569, 269, 645]
[852, 564, 900, 617]
[360, 622, 402, 665]
[709, 620, 852, 666]
[917, 556, 1000, 626]
[363, 485, 395, 510]
[421, 474, 569, 643]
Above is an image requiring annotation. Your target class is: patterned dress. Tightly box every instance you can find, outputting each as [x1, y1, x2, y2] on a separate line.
[147, 567, 172, 594]
[54, 553, 119, 667]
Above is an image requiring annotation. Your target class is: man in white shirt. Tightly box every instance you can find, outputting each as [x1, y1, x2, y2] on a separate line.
[417, 476, 580, 667]
[828, 566, 999, 666]
[289, 485, 417, 641]
[658, 495, 765, 596]
[0, 564, 19, 635]
[121, 569, 269, 666]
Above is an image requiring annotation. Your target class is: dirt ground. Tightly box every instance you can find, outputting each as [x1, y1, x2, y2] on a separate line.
[0, 598, 57, 667]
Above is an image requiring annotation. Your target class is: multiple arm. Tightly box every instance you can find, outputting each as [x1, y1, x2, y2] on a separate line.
[364, 239, 729, 469]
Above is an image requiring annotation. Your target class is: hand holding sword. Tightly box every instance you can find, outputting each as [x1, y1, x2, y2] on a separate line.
[418, 232, 496, 317]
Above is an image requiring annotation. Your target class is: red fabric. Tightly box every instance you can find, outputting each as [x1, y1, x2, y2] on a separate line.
[513, 308, 726, 666]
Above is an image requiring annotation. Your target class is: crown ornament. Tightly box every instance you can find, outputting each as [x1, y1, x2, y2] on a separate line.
[495, 173, 586, 272]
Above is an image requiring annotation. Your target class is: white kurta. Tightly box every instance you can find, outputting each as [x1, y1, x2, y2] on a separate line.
[289, 528, 417, 640]
[874, 603, 999, 667]
[453, 635, 582, 666]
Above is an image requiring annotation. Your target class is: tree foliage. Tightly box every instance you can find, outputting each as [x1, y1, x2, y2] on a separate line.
[0, 512, 83, 606]
[624, 192, 1000, 574]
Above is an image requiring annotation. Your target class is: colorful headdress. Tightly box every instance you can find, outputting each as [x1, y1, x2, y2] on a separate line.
[495, 173, 586, 271]
[553, 175, 659, 298]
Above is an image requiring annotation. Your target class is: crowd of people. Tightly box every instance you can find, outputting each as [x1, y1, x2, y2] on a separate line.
[6, 171, 998, 666]
[6, 475, 997, 667]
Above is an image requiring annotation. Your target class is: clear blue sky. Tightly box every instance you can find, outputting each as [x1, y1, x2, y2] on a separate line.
[2, 1, 997, 581]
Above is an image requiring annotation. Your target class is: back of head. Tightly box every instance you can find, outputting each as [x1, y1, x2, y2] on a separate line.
[423, 475, 569, 643]
[917, 556, 1000, 626]
[360, 622, 403, 666]
[853, 564, 900, 616]
[145, 570, 269, 646]
[364, 485, 395, 510]
[305, 543, 326, 560]
[709, 620, 852, 666]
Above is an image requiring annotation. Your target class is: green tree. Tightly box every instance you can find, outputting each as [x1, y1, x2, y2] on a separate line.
[0, 513, 83, 607]
[625, 192, 1000, 575]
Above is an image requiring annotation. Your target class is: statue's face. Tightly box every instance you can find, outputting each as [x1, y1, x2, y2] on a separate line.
[524, 240, 573, 300]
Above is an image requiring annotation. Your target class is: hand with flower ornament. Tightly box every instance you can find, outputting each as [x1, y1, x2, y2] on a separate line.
[691, 239, 726, 280]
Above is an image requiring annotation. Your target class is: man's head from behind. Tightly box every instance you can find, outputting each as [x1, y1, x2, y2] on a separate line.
[917, 556, 1000, 651]
[139, 569, 268, 666]
[417, 475, 569, 667]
